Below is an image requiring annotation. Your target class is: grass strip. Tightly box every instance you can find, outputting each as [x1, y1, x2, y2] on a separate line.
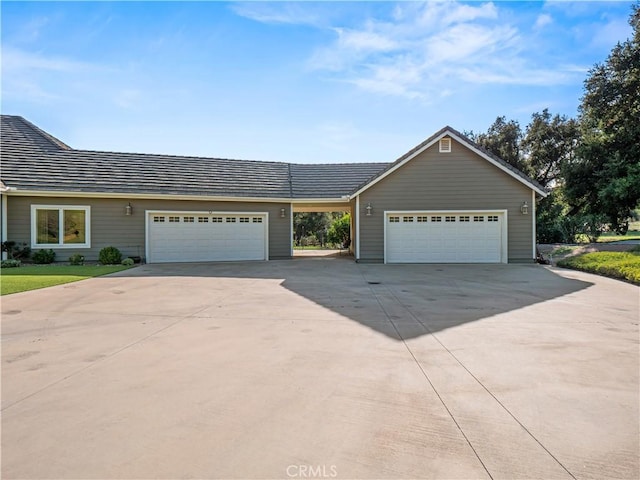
[1, 265, 131, 295]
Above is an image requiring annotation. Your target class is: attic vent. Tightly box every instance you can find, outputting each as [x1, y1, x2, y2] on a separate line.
[439, 137, 452, 153]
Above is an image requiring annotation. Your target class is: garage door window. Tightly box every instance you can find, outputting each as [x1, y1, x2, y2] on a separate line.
[184, 216, 195, 223]
[226, 217, 236, 223]
[460, 216, 470, 222]
[445, 216, 456, 222]
[389, 216, 400, 223]
[474, 216, 484, 222]
[253, 217, 263, 223]
[488, 215, 499, 222]
[431, 216, 442, 222]
[31, 205, 90, 248]
[169, 216, 180, 223]
[198, 217, 208, 223]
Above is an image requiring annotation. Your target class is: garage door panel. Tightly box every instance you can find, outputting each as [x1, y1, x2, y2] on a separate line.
[148, 213, 267, 263]
[386, 212, 503, 263]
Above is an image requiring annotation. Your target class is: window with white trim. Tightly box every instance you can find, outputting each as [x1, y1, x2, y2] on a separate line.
[403, 216, 414, 222]
[431, 216, 442, 222]
[445, 216, 456, 222]
[153, 216, 165, 223]
[488, 215, 499, 222]
[226, 217, 236, 223]
[31, 205, 91, 248]
[198, 217, 209, 223]
[184, 216, 195, 223]
[239, 217, 250, 223]
[459, 216, 470, 222]
[417, 216, 428, 222]
[169, 216, 180, 223]
[473, 216, 485, 222]
[252, 217, 263, 223]
[389, 216, 400, 223]
[212, 217, 223, 223]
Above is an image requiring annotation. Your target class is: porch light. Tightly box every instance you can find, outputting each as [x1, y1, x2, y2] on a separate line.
[125, 202, 133, 216]
[520, 201, 529, 215]
[280, 208, 286, 218]
[365, 203, 372, 216]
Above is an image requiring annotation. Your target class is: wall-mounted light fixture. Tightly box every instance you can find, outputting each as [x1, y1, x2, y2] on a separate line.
[125, 202, 133, 216]
[365, 203, 372, 216]
[520, 201, 529, 215]
[280, 208, 286, 218]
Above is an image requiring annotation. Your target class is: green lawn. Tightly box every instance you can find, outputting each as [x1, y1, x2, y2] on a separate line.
[1, 265, 132, 295]
[595, 230, 640, 243]
[557, 251, 640, 285]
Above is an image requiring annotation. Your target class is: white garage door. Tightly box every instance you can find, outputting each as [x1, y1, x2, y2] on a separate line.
[386, 212, 504, 263]
[147, 212, 268, 263]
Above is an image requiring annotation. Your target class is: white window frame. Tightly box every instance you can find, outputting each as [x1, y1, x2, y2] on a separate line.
[31, 205, 91, 249]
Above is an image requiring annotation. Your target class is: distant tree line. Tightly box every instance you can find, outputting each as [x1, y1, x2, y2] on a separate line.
[466, 3, 639, 243]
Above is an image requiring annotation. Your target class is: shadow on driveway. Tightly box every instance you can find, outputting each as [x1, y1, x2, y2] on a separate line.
[113, 257, 593, 340]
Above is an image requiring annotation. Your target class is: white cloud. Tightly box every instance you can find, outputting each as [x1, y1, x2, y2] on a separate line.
[235, 0, 594, 101]
[2, 46, 100, 73]
[589, 18, 633, 48]
[231, 2, 324, 27]
[534, 13, 553, 30]
[335, 28, 398, 52]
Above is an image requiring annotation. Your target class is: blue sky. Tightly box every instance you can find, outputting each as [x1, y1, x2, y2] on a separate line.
[1, 1, 635, 163]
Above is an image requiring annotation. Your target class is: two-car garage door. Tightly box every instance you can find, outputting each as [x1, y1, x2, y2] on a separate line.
[147, 212, 268, 263]
[385, 211, 505, 263]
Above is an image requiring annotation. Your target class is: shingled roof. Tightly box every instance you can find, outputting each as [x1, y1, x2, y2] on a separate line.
[1, 115, 545, 200]
[0, 115, 388, 199]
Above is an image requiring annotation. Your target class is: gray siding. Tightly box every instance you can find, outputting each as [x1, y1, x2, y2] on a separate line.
[357, 139, 534, 263]
[7, 196, 292, 262]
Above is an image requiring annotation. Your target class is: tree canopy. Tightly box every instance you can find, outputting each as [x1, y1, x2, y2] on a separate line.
[563, 3, 640, 232]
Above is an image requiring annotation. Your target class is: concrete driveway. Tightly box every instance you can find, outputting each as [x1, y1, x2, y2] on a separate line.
[2, 258, 638, 479]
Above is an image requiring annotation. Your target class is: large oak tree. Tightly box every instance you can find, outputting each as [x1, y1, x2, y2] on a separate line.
[564, 3, 640, 233]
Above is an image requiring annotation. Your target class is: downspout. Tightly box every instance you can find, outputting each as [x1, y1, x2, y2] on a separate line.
[532, 189, 536, 261]
[288, 164, 294, 258]
[1, 193, 6, 260]
[355, 195, 360, 261]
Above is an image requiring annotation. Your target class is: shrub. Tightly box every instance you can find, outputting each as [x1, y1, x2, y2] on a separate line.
[1, 259, 21, 268]
[1, 241, 31, 260]
[69, 254, 85, 266]
[98, 246, 122, 265]
[121, 258, 135, 266]
[558, 251, 640, 285]
[32, 249, 56, 264]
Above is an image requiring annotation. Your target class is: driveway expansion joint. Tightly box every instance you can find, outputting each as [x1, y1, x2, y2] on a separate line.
[379, 281, 578, 480]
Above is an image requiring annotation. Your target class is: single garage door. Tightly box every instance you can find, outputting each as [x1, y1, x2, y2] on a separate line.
[385, 212, 504, 263]
[147, 212, 268, 263]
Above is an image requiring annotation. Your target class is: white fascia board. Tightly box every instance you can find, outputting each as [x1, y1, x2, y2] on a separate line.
[6, 189, 353, 205]
[291, 198, 354, 204]
[350, 129, 548, 198]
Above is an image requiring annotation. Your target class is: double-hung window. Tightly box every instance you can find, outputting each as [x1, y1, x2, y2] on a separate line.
[31, 205, 91, 248]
